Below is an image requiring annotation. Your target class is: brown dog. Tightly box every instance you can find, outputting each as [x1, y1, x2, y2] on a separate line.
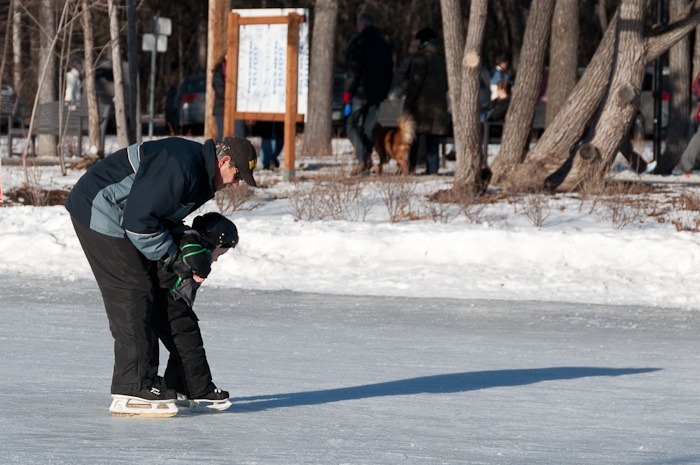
[373, 113, 416, 175]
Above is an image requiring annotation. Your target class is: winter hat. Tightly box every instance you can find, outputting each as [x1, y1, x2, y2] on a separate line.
[415, 27, 437, 45]
[220, 136, 258, 187]
[192, 212, 239, 249]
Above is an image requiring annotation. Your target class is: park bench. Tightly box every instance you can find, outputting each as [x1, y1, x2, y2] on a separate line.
[6, 101, 111, 156]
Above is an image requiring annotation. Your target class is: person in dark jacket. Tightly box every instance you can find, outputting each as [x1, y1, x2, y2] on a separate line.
[403, 28, 450, 175]
[481, 78, 511, 123]
[343, 12, 393, 175]
[65, 136, 257, 410]
[150, 213, 239, 406]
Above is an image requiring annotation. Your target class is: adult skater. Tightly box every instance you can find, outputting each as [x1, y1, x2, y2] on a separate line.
[150, 213, 239, 411]
[65, 136, 257, 416]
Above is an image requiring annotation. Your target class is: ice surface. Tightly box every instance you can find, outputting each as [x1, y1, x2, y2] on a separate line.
[1, 277, 698, 464]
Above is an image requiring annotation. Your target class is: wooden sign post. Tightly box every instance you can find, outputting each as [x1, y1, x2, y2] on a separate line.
[224, 11, 306, 181]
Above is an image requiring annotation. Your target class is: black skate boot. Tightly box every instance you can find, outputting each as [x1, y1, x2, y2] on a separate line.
[190, 387, 231, 412]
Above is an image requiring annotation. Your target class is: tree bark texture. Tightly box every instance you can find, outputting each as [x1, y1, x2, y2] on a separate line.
[108, 0, 129, 147]
[512, 13, 619, 189]
[492, 0, 555, 184]
[205, 0, 228, 141]
[561, 0, 647, 191]
[546, 0, 579, 127]
[81, 0, 103, 158]
[657, 0, 691, 174]
[37, 0, 58, 157]
[440, 0, 465, 118]
[302, 0, 338, 157]
[457, 0, 489, 193]
[12, 1, 21, 95]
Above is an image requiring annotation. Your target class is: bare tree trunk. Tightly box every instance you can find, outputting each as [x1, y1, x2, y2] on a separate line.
[512, 12, 618, 189]
[108, 0, 129, 147]
[492, 0, 556, 185]
[205, 0, 228, 141]
[561, 0, 647, 191]
[440, 0, 464, 116]
[302, 0, 338, 157]
[441, 0, 488, 194]
[656, 0, 691, 174]
[126, 0, 138, 144]
[546, 0, 579, 127]
[37, 0, 58, 157]
[81, 0, 102, 158]
[12, 1, 22, 95]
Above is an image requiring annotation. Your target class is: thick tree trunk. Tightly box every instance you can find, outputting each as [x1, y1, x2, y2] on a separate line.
[108, 0, 129, 147]
[81, 0, 103, 158]
[205, 0, 228, 141]
[302, 0, 338, 157]
[560, 0, 647, 191]
[440, 0, 464, 117]
[512, 2, 700, 191]
[656, 0, 691, 174]
[441, 0, 488, 194]
[492, 0, 556, 185]
[37, 0, 58, 157]
[546, 0, 579, 127]
[510, 11, 618, 189]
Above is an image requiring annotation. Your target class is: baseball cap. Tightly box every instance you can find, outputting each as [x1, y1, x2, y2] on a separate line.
[220, 136, 258, 187]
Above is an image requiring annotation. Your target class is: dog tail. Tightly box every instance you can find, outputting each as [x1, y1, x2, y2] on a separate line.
[396, 113, 416, 146]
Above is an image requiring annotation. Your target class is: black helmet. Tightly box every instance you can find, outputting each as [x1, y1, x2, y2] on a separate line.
[192, 213, 239, 249]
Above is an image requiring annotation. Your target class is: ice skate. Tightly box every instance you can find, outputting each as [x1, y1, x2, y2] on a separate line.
[109, 386, 179, 418]
[189, 388, 231, 412]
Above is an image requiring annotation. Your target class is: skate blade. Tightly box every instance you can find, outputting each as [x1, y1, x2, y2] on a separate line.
[109, 395, 179, 418]
[189, 398, 232, 412]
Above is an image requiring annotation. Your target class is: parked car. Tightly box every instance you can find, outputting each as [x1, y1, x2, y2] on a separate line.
[166, 74, 206, 134]
[1, 78, 25, 129]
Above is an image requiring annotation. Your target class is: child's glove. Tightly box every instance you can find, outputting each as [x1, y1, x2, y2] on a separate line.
[172, 237, 211, 279]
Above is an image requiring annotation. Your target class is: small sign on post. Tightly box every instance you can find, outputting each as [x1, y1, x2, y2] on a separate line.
[142, 16, 171, 139]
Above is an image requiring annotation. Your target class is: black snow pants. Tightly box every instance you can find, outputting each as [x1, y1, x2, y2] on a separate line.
[71, 217, 158, 396]
[150, 291, 215, 398]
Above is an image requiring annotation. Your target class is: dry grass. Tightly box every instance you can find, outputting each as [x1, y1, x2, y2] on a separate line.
[287, 176, 373, 221]
[376, 178, 418, 222]
[215, 183, 256, 214]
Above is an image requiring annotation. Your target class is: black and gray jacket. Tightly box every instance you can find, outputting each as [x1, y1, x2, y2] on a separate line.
[65, 137, 218, 261]
[157, 225, 210, 308]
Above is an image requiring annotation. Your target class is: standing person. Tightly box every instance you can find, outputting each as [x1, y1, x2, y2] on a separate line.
[251, 121, 284, 170]
[403, 28, 450, 175]
[343, 12, 393, 175]
[150, 213, 239, 410]
[489, 54, 512, 101]
[481, 79, 512, 123]
[65, 136, 257, 415]
[64, 59, 83, 104]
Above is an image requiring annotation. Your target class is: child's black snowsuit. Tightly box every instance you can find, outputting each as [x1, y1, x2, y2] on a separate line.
[149, 225, 216, 398]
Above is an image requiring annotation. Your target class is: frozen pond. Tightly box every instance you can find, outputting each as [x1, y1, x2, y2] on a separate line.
[1, 276, 698, 464]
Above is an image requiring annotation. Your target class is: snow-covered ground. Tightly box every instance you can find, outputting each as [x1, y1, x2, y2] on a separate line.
[2, 136, 700, 310]
[1, 277, 698, 464]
